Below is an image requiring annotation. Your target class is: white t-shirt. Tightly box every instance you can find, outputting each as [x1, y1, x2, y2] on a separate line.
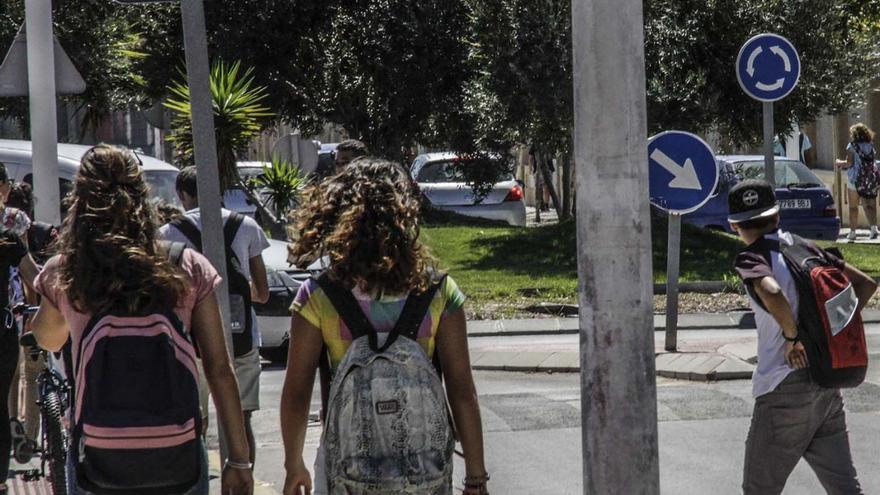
[735, 231, 799, 398]
[158, 208, 271, 345]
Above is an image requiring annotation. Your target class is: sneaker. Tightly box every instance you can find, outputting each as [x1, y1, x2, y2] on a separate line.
[871, 226, 879, 240]
[847, 230, 858, 242]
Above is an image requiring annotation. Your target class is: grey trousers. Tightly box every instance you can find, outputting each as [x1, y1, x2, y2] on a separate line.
[743, 370, 862, 495]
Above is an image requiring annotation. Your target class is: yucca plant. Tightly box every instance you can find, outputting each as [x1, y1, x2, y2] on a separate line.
[253, 157, 311, 220]
[164, 60, 273, 192]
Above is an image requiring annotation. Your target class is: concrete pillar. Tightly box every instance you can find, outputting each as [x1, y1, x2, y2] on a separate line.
[571, 0, 660, 493]
[24, 0, 61, 226]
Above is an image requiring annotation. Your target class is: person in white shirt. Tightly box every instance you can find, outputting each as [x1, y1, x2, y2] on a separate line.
[159, 166, 270, 469]
[730, 179, 875, 494]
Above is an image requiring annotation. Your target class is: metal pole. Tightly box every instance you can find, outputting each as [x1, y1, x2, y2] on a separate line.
[763, 101, 775, 186]
[665, 213, 681, 352]
[572, 0, 660, 493]
[180, 0, 232, 351]
[24, 0, 61, 226]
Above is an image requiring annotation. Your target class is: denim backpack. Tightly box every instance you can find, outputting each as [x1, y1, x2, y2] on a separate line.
[314, 273, 454, 495]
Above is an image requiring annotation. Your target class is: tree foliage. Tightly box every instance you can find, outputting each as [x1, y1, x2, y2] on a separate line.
[316, 0, 472, 161]
[0, 1, 174, 134]
[165, 60, 273, 192]
[644, 0, 880, 147]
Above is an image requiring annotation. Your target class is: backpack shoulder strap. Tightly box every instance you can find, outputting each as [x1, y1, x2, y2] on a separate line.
[395, 274, 448, 343]
[223, 212, 245, 250]
[167, 241, 187, 266]
[170, 216, 203, 252]
[314, 272, 375, 342]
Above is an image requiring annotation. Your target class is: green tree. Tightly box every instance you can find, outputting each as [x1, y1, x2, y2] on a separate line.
[317, 0, 473, 161]
[164, 60, 273, 192]
[644, 0, 879, 147]
[0, 1, 172, 134]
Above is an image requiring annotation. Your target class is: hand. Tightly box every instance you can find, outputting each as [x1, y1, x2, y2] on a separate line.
[283, 460, 312, 495]
[784, 340, 808, 369]
[221, 465, 254, 495]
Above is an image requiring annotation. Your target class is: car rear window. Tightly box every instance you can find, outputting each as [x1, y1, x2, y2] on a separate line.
[416, 160, 513, 184]
[733, 160, 824, 188]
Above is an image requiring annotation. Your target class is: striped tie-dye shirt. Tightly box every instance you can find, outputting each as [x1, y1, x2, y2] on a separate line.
[291, 276, 466, 371]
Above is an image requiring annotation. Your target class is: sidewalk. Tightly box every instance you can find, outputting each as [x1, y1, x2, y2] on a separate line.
[469, 309, 880, 336]
[467, 311, 880, 376]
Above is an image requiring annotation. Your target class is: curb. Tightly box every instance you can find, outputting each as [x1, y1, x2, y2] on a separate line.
[469, 310, 880, 337]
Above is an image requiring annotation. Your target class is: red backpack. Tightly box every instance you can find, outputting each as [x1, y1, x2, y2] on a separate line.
[781, 235, 867, 388]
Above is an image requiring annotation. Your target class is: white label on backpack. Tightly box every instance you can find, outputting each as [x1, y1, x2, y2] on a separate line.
[826, 284, 858, 337]
[375, 400, 400, 415]
[229, 295, 246, 333]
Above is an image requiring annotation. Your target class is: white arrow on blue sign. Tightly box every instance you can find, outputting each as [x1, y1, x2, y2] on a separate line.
[648, 131, 719, 214]
[736, 33, 800, 102]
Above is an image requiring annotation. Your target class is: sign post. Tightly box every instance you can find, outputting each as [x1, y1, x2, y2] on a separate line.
[648, 131, 719, 352]
[736, 33, 801, 186]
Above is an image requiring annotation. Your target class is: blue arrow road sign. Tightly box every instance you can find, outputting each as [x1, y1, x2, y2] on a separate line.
[736, 33, 800, 102]
[648, 131, 718, 214]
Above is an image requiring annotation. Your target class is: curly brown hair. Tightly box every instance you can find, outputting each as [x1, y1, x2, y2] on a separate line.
[58, 144, 187, 315]
[850, 123, 875, 143]
[288, 157, 434, 295]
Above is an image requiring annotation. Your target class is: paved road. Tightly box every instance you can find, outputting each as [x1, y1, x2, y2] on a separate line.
[243, 368, 880, 495]
[236, 326, 880, 494]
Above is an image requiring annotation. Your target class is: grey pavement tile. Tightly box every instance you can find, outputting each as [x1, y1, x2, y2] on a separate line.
[538, 351, 580, 371]
[658, 386, 753, 421]
[472, 351, 521, 370]
[719, 342, 758, 364]
[507, 351, 554, 371]
[674, 354, 716, 379]
[709, 357, 754, 380]
[688, 356, 726, 381]
[841, 382, 880, 413]
[480, 393, 580, 431]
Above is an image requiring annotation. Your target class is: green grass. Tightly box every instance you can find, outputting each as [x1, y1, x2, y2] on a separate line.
[421, 211, 880, 313]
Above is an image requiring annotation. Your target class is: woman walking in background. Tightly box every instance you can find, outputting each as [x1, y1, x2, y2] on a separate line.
[280, 158, 489, 494]
[836, 123, 880, 241]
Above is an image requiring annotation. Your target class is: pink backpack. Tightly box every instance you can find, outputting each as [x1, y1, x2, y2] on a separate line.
[73, 242, 203, 495]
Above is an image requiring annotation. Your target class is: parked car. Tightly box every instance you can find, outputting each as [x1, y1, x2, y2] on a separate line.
[0, 139, 180, 216]
[411, 152, 527, 227]
[254, 239, 326, 363]
[685, 155, 840, 240]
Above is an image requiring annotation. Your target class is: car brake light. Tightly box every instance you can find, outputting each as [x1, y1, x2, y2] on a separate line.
[505, 184, 524, 202]
[823, 206, 837, 217]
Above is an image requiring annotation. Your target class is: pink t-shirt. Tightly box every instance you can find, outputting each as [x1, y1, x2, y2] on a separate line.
[34, 249, 221, 362]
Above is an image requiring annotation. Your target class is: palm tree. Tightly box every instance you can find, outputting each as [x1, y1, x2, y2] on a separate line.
[164, 60, 273, 192]
[252, 157, 311, 220]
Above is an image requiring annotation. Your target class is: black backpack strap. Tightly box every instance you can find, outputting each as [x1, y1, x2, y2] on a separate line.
[314, 273, 375, 342]
[170, 216, 203, 252]
[394, 275, 448, 342]
[223, 212, 245, 260]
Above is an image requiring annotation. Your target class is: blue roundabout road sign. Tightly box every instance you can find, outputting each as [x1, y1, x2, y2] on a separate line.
[736, 33, 800, 102]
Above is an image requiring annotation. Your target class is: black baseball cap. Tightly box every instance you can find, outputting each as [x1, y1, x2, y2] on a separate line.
[727, 179, 779, 223]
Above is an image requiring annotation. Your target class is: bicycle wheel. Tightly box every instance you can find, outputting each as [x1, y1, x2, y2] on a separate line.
[43, 390, 69, 495]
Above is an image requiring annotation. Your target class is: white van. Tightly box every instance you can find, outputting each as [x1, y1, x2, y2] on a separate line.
[0, 139, 181, 214]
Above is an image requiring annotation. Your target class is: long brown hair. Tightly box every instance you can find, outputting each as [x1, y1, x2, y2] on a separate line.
[288, 157, 434, 295]
[58, 144, 187, 315]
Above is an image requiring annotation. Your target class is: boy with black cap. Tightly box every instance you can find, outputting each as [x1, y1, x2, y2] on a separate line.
[730, 179, 875, 494]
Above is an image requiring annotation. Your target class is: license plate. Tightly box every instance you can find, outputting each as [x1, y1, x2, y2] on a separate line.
[779, 199, 811, 209]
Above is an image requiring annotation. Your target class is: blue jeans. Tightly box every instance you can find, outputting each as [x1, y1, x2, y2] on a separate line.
[71, 439, 209, 495]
